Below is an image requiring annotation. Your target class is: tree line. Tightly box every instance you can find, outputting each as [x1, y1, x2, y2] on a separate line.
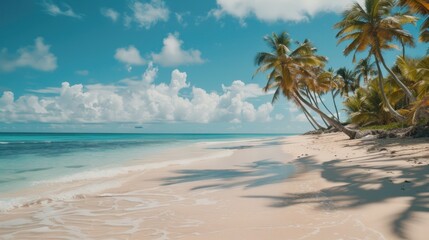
[255, 0, 428, 139]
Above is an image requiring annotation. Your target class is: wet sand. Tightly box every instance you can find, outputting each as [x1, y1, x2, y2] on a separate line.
[0, 133, 428, 239]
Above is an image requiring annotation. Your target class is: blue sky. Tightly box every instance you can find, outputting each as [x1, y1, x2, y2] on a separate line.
[0, 0, 427, 133]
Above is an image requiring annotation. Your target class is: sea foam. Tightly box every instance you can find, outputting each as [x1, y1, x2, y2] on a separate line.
[33, 150, 233, 185]
[0, 150, 233, 212]
[0, 181, 122, 212]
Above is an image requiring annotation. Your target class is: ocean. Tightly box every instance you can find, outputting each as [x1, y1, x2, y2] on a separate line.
[0, 133, 289, 206]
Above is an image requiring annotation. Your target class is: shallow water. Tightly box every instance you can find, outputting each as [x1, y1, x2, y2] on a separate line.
[0, 133, 290, 212]
[0, 136, 299, 239]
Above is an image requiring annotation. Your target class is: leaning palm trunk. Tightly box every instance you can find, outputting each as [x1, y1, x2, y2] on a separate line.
[305, 89, 331, 128]
[330, 91, 341, 121]
[302, 107, 320, 130]
[294, 91, 358, 139]
[374, 56, 407, 122]
[298, 101, 326, 130]
[377, 49, 416, 103]
[303, 111, 318, 130]
[317, 93, 338, 121]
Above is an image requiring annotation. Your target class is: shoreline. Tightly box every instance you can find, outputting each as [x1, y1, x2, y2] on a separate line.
[0, 136, 279, 212]
[0, 133, 428, 239]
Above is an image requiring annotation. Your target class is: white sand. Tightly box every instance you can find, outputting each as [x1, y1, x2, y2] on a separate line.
[0, 133, 428, 239]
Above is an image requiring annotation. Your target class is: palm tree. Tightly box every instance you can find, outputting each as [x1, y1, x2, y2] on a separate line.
[301, 66, 336, 127]
[355, 58, 377, 84]
[335, 0, 417, 121]
[315, 69, 344, 121]
[398, 0, 429, 42]
[395, 55, 429, 124]
[336, 67, 359, 96]
[255, 33, 327, 131]
[344, 83, 392, 126]
[267, 70, 327, 131]
[255, 32, 358, 138]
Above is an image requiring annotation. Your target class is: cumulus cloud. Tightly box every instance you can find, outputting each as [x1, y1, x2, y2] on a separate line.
[295, 113, 309, 123]
[212, 0, 364, 22]
[101, 8, 120, 22]
[0, 37, 57, 72]
[294, 112, 325, 126]
[0, 64, 273, 124]
[42, 1, 82, 19]
[125, 0, 169, 29]
[152, 33, 205, 67]
[275, 114, 284, 121]
[114, 46, 145, 66]
[288, 105, 299, 113]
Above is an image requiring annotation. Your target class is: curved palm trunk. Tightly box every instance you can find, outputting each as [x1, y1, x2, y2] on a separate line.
[303, 110, 318, 130]
[374, 56, 406, 122]
[377, 50, 416, 103]
[305, 89, 330, 128]
[317, 93, 338, 120]
[299, 102, 326, 130]
[330, 91, 341, 121]
[294, 90, 358, 139]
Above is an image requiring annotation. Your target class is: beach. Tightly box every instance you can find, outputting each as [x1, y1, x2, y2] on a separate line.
[0, 133, 428, 239]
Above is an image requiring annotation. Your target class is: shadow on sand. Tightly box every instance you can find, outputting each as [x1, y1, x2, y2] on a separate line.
[161, 159, 296, 190]
[161, 137, 428, 239]
[206, 138, 288, 150]
[245, 153, 428, 239]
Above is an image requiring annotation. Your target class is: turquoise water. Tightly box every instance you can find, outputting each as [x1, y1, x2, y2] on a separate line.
[0, 133, 289, 193]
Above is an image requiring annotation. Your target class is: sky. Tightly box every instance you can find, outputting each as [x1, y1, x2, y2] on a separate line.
[0, 0, 427, 133]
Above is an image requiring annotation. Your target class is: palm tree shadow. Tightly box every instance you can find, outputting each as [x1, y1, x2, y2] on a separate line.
[207, 138, 288, 150]
[245, 156, 429, 239]
[161, 159, 296, 190]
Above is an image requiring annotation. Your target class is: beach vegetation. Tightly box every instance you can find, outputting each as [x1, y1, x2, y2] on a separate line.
[254, 33, 358, 138]
[255, 0, 428, 138]
[335, 0, 418, 121]
[397, 0, 429, 42]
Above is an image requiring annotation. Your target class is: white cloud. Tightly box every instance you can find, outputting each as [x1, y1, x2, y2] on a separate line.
[212, 0, 364, 23]
[175, 13, 184, 25]
[295, 113, 308, 123]
[294, 112, 323, 125]
[28, 87, 61, 94]
[42, 1, 82, 19]
[275, 114, 284, 121]
[0, 64, 273, 124]
[0, 37, 57, 72]
[101, 8, 120, 22]
[75, 70, 89, 76]
[175, 12, 190, 27]
[114, 46, 145, 66]
[152, 33, 205, 67]
[288, 105, 299, 113]
[126, 0, 169, 29]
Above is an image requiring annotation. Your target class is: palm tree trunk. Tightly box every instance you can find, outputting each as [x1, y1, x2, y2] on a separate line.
[306, 88, 318, 106]
[303, 110, 318, 130]
[317, 93, 337, 120]
[377, 49, 416, 103]
[305, 88, 330, 128]
[299, 102, 325, 130]
[331, 91, 341, 121]
[294, 90, 357, 139]
[374, 56, 406, 122]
